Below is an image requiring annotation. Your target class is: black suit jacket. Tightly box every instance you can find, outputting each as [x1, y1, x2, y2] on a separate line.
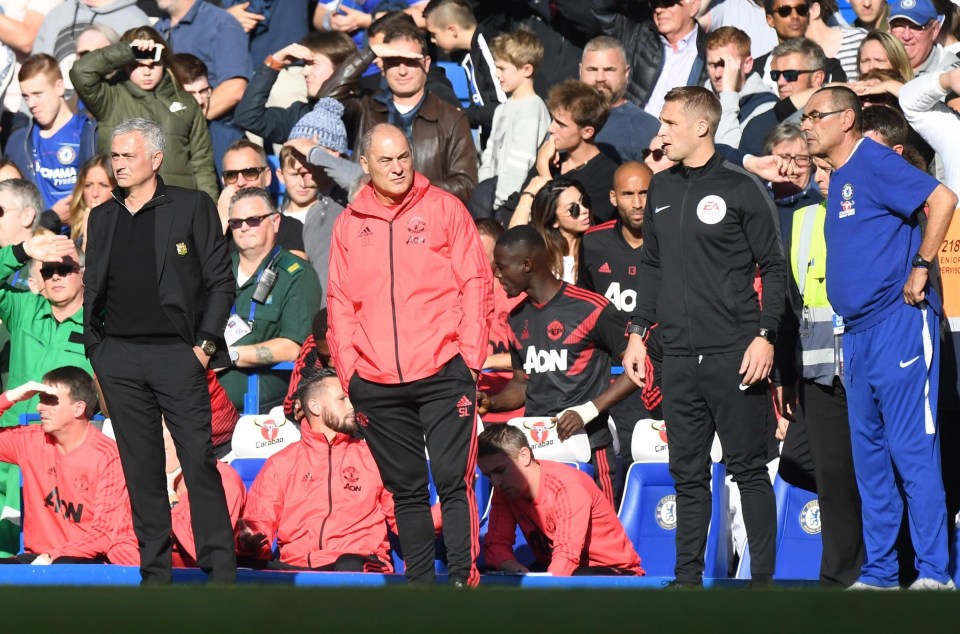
[83, 177, 235, 368]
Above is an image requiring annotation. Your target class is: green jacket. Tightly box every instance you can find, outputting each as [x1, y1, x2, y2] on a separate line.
[70, 41, 219, 202]
[0, 245, 91, 427]
[219, 248, 321, 413]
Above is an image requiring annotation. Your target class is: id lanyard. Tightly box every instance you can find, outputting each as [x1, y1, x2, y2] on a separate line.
[234, 246, 281, 326]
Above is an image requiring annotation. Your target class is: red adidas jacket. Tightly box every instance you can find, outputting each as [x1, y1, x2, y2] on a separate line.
[484, 461, 643, 576]
[0, 395, 138, 564]
[240, 426, 396, 569]
[327, 173, 493, 391]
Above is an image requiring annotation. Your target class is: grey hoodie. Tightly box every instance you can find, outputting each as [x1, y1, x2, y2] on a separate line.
[34, 0, 149, 91]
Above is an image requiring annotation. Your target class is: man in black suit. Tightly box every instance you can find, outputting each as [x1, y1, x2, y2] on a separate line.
[83, 117, 237, 584]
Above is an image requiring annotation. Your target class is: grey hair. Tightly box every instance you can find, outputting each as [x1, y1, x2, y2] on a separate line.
[78, 24, 120, 46]
[112, 118, 166, 155]
[228, 187, 277, 217]
[770, 37, 828, 72]
[358, 123, 408, 160]
[582, 35, 628, 66]
[762, 122, 806, 155]
[0, 179, 42, 232]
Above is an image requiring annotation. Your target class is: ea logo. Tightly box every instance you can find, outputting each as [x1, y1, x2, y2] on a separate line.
[697, 195, 726, 225]
[655, 495, 677, 530]
[841, 183, 854, 200]
[799, 499, 822, 535]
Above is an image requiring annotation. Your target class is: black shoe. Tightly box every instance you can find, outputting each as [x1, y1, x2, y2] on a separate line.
[748, 576, 774, 589]
[663, 579, 703, 590]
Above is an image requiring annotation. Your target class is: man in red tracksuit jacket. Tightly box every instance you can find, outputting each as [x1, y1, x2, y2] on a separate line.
[478, 424, 643, 576]
[327, 123, 493, 586]
[236, 368, 396, 571]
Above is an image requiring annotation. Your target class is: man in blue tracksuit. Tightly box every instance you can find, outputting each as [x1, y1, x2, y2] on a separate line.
[803, 86, 958, 590]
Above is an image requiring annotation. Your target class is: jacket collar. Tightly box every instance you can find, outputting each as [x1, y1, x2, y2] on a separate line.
[348, 172, 432, 221]
[111, 175, 167, 212]
[673, 151, 722, 180]
[299, 423, 350, 450]
[371, 90, 437, 122]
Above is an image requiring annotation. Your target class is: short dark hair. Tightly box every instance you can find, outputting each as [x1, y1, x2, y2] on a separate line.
[478, 423, 530, 459]
[229, 187, 276, 215]
[381, 14, 429, 55]
[813, 85, 863, 134]
[475, 218, 504, 241]
[546, 80, 610, 136]
[496, 224, 546, 254]
[862, 105, 909, 147]
[422, 0, 477, 28]
[301, 31, 357, 66]
[42, 366, 98, 418]
[297, 367, 339, 404]
[172, 53, 207, 84]
[224, 139, 267, 166]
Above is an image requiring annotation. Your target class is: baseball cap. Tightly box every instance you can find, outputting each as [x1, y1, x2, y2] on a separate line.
[888, 0, 940, 26]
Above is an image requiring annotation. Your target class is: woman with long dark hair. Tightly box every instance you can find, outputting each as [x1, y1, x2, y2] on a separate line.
[531, 178, 592, 283]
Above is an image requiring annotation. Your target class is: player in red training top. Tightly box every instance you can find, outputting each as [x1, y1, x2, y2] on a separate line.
[0, 366, 138, 565]
[236, 368, 397, 571]
[162, 422, 245, 568]
[478, 424, 643, 576]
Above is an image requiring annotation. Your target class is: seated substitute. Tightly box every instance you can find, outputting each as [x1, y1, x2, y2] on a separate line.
[478, 424, 643, 576]
[236, 368, 395, 572]
[0, 367, 138, 565]
[219, 188, 321, 413]
[477, 226, 640, 506]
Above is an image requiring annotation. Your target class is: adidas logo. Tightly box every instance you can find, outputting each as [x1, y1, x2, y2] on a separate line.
[598, 262, 612, 273]
[358, 227, 373, 238]
[456, 395, 472, 408]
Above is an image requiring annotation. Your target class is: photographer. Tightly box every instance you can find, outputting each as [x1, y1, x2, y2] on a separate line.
[69, 26, 218, 202]
[218, 188, 321, 412]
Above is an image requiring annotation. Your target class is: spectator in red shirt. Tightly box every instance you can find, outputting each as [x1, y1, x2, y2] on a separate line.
[478, 424, 643, 576]
[0, 367, 138, 566]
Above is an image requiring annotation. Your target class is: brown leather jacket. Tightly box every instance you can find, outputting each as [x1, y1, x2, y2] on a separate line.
[318, 47, 478, 203]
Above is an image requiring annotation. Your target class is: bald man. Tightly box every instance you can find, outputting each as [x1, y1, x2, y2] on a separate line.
[578, 162, 662, 469]
[327, 123, 492, 587]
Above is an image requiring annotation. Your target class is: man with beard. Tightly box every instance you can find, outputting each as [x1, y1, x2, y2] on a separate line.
[579, 36, 659, 164]
[236, 368, 396, 572]
[578, 161, 664, 465]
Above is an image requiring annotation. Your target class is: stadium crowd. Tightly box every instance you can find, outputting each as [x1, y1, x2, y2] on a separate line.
[0, 0, 955, 590]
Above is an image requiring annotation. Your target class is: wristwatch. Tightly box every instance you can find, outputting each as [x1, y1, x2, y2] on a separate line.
[196, 339, 216, 356]
[759, 328, 777, 344]
[625, 323, 649, 339]
[229, 347, 240, 366]
[912, 254, 933, 269]
[264, 54, 285, 71]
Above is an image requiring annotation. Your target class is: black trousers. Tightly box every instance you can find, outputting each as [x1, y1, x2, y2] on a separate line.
[91, 338, 236, 584]
[779, 378, 865, 587]
[350, 355, 479, 585]
[662, 352, 777, 583]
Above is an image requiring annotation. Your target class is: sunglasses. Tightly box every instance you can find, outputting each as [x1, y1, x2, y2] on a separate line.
[223, 166, 267, 184]
[770, 69, 816, 82]
[889, 18, 937, 33]
[227, 212, 277, 230]
[652, 0, 683, 8]
[770, 4, 809, 17]
[561, 202, 586, 219]
[643, 147, 667, 161]
[40, 263, 80, 279]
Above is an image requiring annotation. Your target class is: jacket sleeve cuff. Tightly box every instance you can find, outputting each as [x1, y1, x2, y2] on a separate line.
[759, 315, 780, 332]
[628, 315, 654, 329]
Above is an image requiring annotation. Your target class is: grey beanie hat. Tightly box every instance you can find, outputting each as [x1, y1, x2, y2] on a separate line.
[288, 97, 349, 154]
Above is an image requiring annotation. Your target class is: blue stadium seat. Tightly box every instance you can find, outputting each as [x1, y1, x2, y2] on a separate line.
[617, 461, 728, 578]
[18, 413, 105, 426]
[737, 475, 822, 580]
[243, 361, 294, 415]
[436, 61, 472, 108]
[231, 457, 267, 491]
